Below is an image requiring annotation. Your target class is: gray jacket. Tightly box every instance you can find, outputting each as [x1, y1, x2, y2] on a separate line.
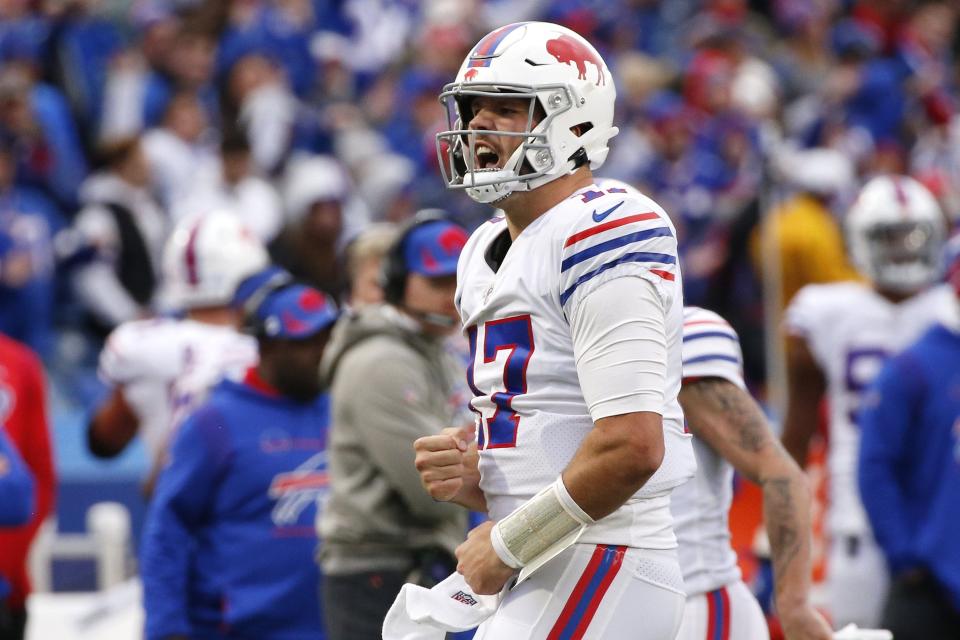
[317, 304, 469, 574]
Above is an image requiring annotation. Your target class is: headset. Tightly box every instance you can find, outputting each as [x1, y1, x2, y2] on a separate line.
[240, 268, 295, 337]
[380, 209, 451, 305]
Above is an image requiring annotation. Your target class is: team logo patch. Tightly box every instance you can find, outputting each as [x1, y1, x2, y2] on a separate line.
[451, 590, 479, 606]
[269, 452, 329, 526]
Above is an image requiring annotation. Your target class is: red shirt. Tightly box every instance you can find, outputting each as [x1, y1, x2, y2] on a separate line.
[0, 333, 55, 608]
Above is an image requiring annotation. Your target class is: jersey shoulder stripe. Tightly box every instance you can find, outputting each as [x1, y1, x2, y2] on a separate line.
[558, 197, 678, 310]
[682, 307, 745, 388]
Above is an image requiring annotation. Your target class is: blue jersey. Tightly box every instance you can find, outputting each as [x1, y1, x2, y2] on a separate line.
[141, 373, 330, 639]
[859, 324, 960, 610]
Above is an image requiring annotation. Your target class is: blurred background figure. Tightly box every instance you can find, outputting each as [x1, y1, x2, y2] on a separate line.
[858, 234, 960, 640]
[142, 281, 338, 640]
[87, 211, 267, 491]
[274, 154, 367, 298]
[0, 333, 54, 640]
[342, 223, 397, 310]
[319, 214, 469, 640]
[782, 175, 951, 628]
[0, 427, 34, 640]
[71, 135, 166, 337]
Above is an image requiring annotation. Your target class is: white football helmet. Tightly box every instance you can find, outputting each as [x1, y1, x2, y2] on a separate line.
[846, 175, 947, 294]
[163, 210, 270, 309]
[436, 22, 618, 204]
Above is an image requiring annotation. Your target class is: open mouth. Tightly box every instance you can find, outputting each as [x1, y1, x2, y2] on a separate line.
[474, 143, 501, 170]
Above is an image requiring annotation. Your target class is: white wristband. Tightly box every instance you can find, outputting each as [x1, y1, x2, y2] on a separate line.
[489, 477, 593, 569]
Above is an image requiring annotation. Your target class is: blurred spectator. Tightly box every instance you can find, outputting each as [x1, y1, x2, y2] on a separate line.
[224, 52, 298, 175]
[0, 64, 87, 210]
[142, 282, 339, 640]
[71, 135, 167, 335]
[88, 212, 267, 488]
[0, 333, 55, 640]
[274, 154, 363, 298]
[141, 90, 218, 211]
[858, 235, 960, 639]
[0, 426, 33, 527]
[173, 128, 284, 243]
[0, 139, 62, 359]
[752, 147, 861, 312]
[99, 15, 218, 138]
[318, 215, 469, 640]
[343, 222, 397, 310]
[782, 176, 951, 628]
[0, 428, 33, 640]
[43, 0, 125, 142]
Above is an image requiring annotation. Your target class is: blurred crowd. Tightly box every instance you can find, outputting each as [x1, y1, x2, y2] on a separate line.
[0, 0, 955, 391]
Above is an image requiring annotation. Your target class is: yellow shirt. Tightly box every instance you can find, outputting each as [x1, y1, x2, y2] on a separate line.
[752, 194, 863, 311]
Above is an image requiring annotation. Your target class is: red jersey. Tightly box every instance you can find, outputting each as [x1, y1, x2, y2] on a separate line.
[0, 333, 55, 608]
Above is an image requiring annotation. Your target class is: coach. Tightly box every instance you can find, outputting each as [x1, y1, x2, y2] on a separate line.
[318, 214, 470, 640]
[141, 281, 339, 640]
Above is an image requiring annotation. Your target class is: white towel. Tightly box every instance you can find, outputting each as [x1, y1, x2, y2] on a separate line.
[833, 624, 893, 640]
[382, 573, 501, 640]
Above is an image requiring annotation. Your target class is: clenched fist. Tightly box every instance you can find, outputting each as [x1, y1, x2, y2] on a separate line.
[414, 424, 476, 502]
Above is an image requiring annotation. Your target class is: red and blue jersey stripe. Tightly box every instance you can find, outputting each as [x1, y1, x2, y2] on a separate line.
[547, 545, 626, 640]
[559, 207, 676, 308]
[705, 586, 731, 640]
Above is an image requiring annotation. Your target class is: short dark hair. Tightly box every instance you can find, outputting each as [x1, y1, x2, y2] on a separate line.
[97, 136, 141, 170]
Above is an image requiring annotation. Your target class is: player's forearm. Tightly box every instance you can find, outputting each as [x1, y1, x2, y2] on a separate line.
[760, 463, 815, 609]
[563, 411, 664, 520]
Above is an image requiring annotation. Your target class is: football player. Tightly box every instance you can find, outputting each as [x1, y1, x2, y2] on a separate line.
[425, 21, 696, 638]
[782, 175, 952, 628]
[88, 210, 268, 477]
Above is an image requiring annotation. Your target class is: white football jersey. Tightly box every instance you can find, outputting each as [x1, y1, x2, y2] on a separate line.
[785, 281, 954, 535]
[98, 317, 258, 462]
[456, 183, 695, 550]
[671, 307, 746, 596]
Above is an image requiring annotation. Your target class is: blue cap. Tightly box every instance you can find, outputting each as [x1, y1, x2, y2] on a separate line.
[232, 266, 293, 310]
[253, 284, 339, 339]
[403, 221, 468, 278]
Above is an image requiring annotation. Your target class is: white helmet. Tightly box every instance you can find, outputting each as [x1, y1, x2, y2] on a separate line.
[163, 210, 270, 309]
[436, 22, 618, 204]
[846, 175, 947, 294]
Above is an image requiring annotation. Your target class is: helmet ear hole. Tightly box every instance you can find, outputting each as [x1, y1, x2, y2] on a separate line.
[570, 122, 593, 137]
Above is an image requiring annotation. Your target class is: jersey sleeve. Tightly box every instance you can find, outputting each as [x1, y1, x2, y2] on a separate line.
[681, 307, 745, 389]
[783, 284, 825, 340]
[558, 194, 679, 318]
[98, 320, 178, 385]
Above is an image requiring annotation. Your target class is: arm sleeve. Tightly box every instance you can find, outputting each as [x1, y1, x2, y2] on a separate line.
[681, 307, 746, 389]
[0, 428, 34, 526]
[558, 195, 679, 319]
[332, 341, 464, 523]
[570, 276, 667, 420]
[858, 355, 922, 574]
[141, 405, 230, 640]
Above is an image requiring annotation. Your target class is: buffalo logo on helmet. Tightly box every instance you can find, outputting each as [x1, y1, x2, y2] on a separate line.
[464, 68, 479, 81]
[546, 34, 605, 86]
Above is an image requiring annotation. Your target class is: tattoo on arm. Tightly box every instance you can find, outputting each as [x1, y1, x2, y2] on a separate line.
[763, 476, 801, 581]
[693, 379, 769, 455]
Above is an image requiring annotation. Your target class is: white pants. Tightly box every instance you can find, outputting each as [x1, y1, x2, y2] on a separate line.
[674, 581, 769, 640]
[474, 543, 685, 639]
[825, 533, 890, 628]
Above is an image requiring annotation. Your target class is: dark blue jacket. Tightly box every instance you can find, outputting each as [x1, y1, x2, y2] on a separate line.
[141, 373, 330, 639]
[859, 324, 960, 610]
